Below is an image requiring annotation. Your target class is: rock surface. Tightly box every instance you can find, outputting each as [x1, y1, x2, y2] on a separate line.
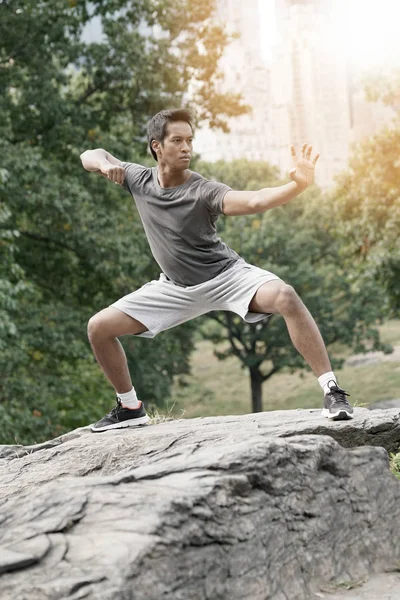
[345, 344, 400, 367]
[1, 407, 400, 600]
[318, 572, 400, 599]
[369, 399, 400, 411]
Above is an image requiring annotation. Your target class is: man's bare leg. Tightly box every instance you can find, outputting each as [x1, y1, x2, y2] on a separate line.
[87, 307, 150, 432]
[249, 281, 330, 376]
[87, 306, 147, 393]
[249, 281, 353, 419]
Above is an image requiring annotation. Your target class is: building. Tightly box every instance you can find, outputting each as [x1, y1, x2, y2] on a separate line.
[271, 0, 352, 187]
[195, 0, 273, 163]
[197, 0, 353, 187]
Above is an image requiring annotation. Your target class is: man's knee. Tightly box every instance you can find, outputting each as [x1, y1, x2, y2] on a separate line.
[88, 307, 148, 341]
[274, 284, 301, 315]
[87, 313, 108, 342]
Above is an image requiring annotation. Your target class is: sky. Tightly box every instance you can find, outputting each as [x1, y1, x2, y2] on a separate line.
[259, 0, 400, 72]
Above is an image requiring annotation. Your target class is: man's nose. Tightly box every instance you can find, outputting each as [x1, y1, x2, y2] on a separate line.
[182, 141, 190, 152]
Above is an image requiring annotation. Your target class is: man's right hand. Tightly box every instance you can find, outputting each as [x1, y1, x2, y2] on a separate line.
[80, 149, 125, 183]
[100, 162, 125, 185]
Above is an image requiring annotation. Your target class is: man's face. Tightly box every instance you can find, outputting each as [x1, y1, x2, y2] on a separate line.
[154, 121, 193, 169]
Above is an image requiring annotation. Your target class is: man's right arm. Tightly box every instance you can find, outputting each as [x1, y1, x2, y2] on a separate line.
[80, 148, 125, 185]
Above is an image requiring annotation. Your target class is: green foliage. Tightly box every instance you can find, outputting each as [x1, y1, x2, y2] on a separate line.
[0, 0, 248, 445]
[332, 126, 400, 314]
[390, 451, 400, 480]
[196, 159, 281, 190]
[196, 161, 388, 412]
[363, 69, 400, 115]
[0, 0, 247, 156]
[332, 71, 400, 314]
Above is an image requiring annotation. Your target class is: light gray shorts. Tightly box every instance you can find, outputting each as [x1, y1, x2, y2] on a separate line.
[111, 260, 282, 338]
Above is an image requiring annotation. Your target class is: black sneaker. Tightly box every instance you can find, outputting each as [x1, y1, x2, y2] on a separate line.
[322, 382, 354, 420]
[91, 398, 150, 432]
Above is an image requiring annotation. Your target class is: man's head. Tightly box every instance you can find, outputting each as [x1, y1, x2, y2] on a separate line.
[147, 109, 194, 168]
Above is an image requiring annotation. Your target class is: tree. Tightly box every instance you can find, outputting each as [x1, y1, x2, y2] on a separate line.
[363, 69, 400, 115]
[0, 0, 246, 157]
[0, 0, 248, 443]
[332, 127, 400, 315]
[195, 161, 389, 413]
[333, 70, 400, 314]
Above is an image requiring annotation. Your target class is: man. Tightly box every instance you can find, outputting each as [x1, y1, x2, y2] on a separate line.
[80, 108, 353, 432]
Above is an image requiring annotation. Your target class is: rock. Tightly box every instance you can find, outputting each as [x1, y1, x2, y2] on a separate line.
[0, 547, 38, 575]
[319, 572, 400, 599]
[1, 408, 400, 600]
[345, 345, 400, 368]
[368, 399, 400, 411]
[345, 355, 382, 367]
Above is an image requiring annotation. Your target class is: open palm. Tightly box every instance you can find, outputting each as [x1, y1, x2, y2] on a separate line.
[289, 143, 320, 189]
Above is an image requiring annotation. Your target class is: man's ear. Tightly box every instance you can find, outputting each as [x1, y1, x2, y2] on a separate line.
[151, 140, 161, 157]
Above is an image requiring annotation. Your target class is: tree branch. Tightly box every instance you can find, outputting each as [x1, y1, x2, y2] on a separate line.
[225, 312, 252, 354]
[224, 313, 248, 363]
[75, 82, 105, 107]
[261, 365, 281, 383]
[18, 230, 87, 261]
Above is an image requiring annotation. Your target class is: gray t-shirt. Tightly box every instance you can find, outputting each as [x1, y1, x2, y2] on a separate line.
[122, 163, 240, 286]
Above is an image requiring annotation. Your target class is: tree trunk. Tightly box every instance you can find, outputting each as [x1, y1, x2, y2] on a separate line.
[250, 367, 263, 413]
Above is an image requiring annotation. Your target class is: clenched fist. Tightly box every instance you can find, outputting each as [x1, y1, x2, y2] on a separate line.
[100, 162, 125, 185]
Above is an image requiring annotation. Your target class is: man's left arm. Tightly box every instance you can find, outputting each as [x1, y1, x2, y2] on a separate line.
[222, 144, 320, 216]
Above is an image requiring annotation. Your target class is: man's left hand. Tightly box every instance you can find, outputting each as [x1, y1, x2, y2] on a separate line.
[289, 143, 320, 190]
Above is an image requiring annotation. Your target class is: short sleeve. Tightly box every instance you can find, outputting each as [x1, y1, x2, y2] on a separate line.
[121, 162, 146, 194]
[202, 180, 232, 216]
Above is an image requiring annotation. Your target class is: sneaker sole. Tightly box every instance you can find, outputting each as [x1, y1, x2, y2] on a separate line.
[321, 408, 354, 420]
[90, 415, 150, 432]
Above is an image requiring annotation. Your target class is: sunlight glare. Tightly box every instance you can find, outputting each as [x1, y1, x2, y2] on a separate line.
[331, 0, 400, 70]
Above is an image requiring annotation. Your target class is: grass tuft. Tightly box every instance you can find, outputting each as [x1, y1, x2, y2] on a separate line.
[390, 451, 400, 480]
[321, 578, 367, 593]
[147, 402, 182, 425]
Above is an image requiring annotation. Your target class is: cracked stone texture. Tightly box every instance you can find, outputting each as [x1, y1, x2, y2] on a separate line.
[0, 407, 400, 600]
[316, 571, 400, 599]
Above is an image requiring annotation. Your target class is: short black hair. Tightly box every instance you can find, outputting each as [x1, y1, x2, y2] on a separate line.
[147, 109, 193, 161]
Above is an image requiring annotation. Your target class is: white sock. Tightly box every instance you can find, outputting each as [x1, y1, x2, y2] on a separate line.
[318, 372, 338, 395]
[117, 388, 140, 409]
